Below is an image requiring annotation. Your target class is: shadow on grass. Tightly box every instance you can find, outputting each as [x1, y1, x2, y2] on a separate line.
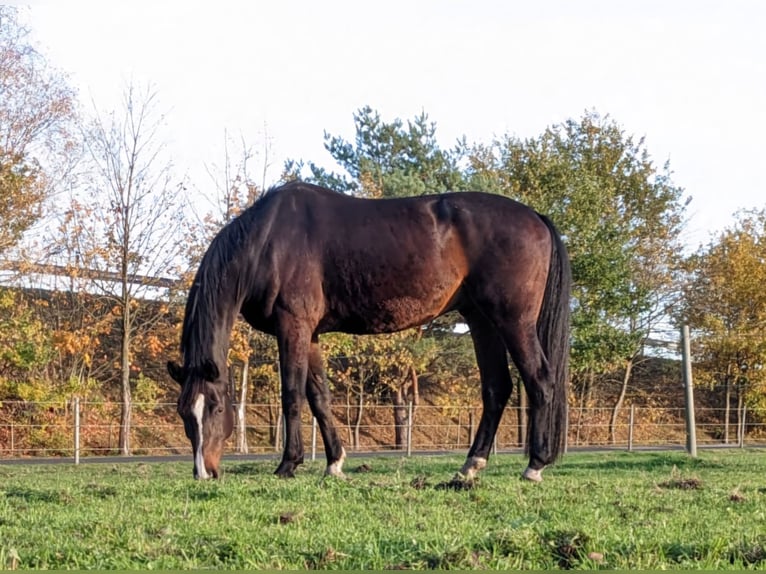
[556, 453, 726, 475]
[187, 489, 225, 501]
[226, 462, 271, 476]
[4, 486, 64, 503]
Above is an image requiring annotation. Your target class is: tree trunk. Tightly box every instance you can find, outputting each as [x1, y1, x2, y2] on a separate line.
[392, 388, 407, 449]
[237, 361, 249, 454]
[353, 384, 364, 450]
[118, 296, 131, 456]
[609, 359, 634, 444]
[392, 366, 418, 449]
[574, 371, 593, 446]
[344, 385, 353, 446]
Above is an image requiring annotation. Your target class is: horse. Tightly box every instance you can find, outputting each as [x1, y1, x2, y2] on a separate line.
[167, 180, 571, 482]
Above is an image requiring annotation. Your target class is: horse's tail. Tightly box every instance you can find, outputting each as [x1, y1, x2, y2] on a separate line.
[532, 214, 571, 463]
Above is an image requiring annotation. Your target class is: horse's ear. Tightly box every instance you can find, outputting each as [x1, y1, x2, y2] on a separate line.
[167, 361, 185, 386]
[201, 358, 220, 382]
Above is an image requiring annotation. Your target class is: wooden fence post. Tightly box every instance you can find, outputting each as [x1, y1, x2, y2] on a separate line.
[406, 401, 413, 457]
[739, 405, 747, 448]
[73, 397, 80, 465]
[311, 417, 317, 461]
[681, 325, 697, 457]
[628, 404, 635, 452]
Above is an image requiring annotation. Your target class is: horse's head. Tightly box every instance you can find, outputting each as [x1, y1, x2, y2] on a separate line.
[167, 359, 234, 479]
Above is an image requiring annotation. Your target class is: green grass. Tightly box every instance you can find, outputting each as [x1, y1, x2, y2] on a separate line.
[1, 450, 766, 569]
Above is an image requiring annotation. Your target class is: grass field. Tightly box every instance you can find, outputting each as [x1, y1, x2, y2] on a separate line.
[1, 449, 766, 570]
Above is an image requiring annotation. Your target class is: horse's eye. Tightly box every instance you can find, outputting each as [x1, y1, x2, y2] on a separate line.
[209, 401, 223, 414]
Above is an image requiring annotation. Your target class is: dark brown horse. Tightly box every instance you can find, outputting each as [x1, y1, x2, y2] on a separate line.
[168, 181, 570, 482]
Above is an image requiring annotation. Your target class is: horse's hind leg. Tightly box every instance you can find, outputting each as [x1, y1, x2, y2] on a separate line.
[306, 339, 346, 477]
[502, 323, 556, 482]
[458, 312, 513, 480]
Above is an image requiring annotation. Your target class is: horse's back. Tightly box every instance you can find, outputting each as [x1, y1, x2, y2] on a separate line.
[251, 184, 552, 333]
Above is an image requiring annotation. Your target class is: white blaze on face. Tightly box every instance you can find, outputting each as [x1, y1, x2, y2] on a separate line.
[192, 393, 210, 479]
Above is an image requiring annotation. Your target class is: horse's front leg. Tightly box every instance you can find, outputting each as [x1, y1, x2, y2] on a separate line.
[274, 321, 311, 478]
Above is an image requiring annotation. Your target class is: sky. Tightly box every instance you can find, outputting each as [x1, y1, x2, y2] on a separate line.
[20, 0, 766, 248]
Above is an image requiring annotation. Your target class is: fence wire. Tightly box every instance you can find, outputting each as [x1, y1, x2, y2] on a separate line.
[1, 400, 763, 460]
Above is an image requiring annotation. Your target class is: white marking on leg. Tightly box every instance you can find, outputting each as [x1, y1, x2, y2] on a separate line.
[325, 447, 347, 478]
[522, 466, 543, 482]
[458, 456, 487, 480]
[192, 393, 210, 480]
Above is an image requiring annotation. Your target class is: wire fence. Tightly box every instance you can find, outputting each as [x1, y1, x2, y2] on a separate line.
[1, 399, 763, 460]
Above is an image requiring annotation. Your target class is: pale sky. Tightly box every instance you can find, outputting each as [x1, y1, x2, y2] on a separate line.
[22, 0, 766, 248]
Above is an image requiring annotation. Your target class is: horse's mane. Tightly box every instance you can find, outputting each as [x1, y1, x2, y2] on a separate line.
[180, 188, 282, 371]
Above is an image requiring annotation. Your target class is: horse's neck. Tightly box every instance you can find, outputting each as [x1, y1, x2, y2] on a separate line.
[187, 206, 268, 367]
[183, 279, 243, 371]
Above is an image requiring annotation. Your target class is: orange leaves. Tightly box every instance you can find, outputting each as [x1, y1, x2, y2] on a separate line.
[322, 329, 438, 399]
[53, 331, 99, 365]
[684, 209, 766, 404]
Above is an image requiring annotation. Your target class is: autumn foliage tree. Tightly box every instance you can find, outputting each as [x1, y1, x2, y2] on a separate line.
[682, 209, 766, 440]
[57, 84, 185, 454]
[0, 6, 77, 258]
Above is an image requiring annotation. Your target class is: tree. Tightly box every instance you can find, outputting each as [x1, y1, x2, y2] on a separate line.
[59, 84, 185, 454]
[0, 288, 54, 401]
[681, 210, 766, 440]
[285, 105, 468, 198]
[323, 329, 438, 450]
[466, 111, 687, 441]
[0, 6, 77, 257]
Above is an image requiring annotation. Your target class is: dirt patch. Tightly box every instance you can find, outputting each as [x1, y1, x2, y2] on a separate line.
[658, 477, 702, 490]
[435, 476, 477, 491]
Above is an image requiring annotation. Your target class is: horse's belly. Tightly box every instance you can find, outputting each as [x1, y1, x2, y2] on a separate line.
[329, 288, 461, 335]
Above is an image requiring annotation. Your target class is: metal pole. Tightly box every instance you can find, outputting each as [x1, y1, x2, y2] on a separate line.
[628, 404, 635, 452]
[74, 397, 80, 465]
[681, 325, 697, 457]
[406, 401, 413, 457]
[311, 417, 317, 461]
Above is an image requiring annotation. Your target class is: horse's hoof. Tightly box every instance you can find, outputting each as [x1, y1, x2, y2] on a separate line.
[323, 470, 348, 480]
[274, 464, 296, 479]
[324, 448, 347, 479]
[458, 456, 487, 481]
[521, 467, 543, 482]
